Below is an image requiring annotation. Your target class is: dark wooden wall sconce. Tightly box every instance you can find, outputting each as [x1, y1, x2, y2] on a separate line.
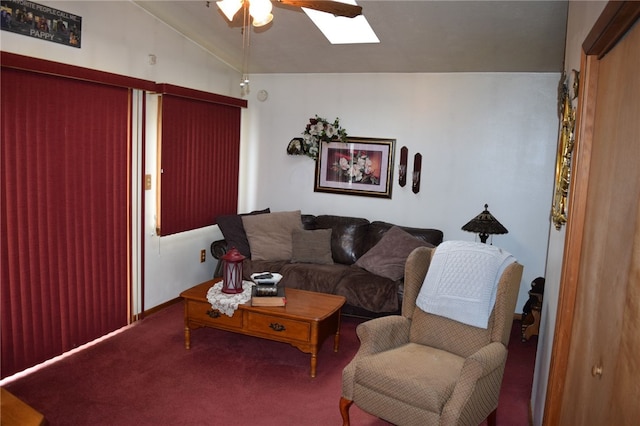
[399, 146, 408, 187]
[412, 153, 422, 194]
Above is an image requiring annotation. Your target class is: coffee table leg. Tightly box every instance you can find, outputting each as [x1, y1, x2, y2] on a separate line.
[334, 312, 342, 352]
[310, 352, 317, 378]
[184, 326, 191, 350]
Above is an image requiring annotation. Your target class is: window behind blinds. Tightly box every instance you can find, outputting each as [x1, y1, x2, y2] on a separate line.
[157, 90, 243, 236]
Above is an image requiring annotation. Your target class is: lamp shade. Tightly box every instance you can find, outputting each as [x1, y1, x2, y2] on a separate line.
[461, 204, 508, 243]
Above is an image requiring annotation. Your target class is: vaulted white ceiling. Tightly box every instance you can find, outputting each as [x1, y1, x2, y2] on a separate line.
[133, 0, 568, 74]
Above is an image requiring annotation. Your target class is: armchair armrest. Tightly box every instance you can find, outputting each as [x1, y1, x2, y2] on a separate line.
[441, 342, 507, 425]
[355, 315, 411, 356]
[342, 315, 411, 400]
[466, 341, 508, 376]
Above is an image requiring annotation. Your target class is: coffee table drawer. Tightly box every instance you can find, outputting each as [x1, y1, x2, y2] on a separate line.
[246, 312, 311, 341]
[186, 300, 243, 329]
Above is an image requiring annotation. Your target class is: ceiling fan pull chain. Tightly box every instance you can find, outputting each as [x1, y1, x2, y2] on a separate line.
[240, 1, 251, 95]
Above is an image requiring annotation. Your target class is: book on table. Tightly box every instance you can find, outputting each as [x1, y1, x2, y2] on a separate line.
[251, 285, 286, 307]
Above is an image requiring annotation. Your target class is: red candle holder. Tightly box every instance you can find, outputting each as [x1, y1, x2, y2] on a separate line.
[221, 247, 246, 294]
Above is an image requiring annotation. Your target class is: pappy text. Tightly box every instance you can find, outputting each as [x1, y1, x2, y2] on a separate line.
[1, 0, 82, 48]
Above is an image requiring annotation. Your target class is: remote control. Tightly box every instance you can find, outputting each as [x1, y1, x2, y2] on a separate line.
[254, 273, 273, 280]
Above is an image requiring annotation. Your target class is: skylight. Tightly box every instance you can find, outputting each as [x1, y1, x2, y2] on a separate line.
[302, 1, 379, 45]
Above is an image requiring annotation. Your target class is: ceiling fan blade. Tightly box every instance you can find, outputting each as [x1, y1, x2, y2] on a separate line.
[276, 1, 362, 18]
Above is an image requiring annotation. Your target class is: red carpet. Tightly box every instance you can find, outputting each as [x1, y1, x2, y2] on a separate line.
[3, 302, 536, 425]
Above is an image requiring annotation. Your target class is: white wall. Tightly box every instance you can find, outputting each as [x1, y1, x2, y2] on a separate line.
[242, 72, 560, 310]
[3, 1, 561, 315]
[530, 2, 607, 425]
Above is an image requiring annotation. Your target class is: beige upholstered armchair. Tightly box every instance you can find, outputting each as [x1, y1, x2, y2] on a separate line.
[340, 245, 523, 426]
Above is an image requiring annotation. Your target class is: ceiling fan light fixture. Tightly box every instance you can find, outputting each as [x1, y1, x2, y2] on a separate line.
[249, 0, 273, 26]
[217, 0, 242, 21]
[252, 12, 273, 27]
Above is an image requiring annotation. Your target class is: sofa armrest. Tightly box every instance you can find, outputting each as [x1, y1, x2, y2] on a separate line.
[211, 239, 228, 259]
[210, 239, 228, 278]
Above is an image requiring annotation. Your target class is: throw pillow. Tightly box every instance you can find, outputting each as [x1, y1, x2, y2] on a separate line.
[216, 208, 270, 257]
[355, 226, 434, 281]
[242, 210, 303, 261]
[291, 229, 334, 264]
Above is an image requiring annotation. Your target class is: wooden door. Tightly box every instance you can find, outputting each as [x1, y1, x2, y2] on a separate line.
[544, 2, 640, 425]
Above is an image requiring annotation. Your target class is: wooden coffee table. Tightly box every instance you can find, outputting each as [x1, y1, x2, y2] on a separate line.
[180, 279, 346, 378]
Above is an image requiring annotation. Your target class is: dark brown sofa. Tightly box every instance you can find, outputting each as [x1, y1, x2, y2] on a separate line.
[211, 214, 443, 318]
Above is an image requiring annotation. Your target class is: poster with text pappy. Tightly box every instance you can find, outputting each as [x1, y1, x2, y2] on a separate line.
[1, 0, 81, 48]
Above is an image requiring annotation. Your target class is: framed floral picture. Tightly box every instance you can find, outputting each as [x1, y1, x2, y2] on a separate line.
[314, 137, 395, 199]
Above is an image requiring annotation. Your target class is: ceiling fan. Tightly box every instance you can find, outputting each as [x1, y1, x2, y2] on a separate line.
[216, 0, 362, 27]
[216, 0, 365, 95]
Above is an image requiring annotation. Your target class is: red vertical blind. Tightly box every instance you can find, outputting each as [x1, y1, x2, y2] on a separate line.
[1, 68, 131, 378]
[158, 94, 241, 235]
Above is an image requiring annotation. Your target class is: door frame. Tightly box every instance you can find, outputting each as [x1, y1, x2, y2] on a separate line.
[543, 2, 640, 423]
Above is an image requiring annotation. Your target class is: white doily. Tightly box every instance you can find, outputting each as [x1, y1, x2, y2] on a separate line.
[206, 280, 253, 317]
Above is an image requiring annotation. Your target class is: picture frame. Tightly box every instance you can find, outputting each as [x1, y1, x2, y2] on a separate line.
[314, 137, 395, 199]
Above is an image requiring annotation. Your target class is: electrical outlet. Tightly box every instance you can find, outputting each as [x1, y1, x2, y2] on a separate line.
[200, 249, 206, 263]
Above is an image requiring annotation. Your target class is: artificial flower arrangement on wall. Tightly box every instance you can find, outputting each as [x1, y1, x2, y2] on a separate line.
[287, 115, 348, 160]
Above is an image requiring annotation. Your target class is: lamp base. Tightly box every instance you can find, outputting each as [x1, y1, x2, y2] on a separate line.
[479, 233, 489, 244]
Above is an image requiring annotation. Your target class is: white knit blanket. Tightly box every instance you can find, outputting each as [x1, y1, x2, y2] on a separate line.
[416, 240, 516, 329]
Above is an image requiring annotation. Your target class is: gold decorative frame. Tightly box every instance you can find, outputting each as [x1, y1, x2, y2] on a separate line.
[552, 70, 579, 230]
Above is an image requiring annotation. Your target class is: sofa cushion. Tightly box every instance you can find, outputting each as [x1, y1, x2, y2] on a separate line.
[335, 266, 400, 312]
[216, 208, 270, 257]
[367, 221, 444, 252]
[315, 215, 370, 265]
[242, 210, 302, 261]
[279, 263, 352, 294]
[356, 226, 434, 281]
[291, 228, 334, 264]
